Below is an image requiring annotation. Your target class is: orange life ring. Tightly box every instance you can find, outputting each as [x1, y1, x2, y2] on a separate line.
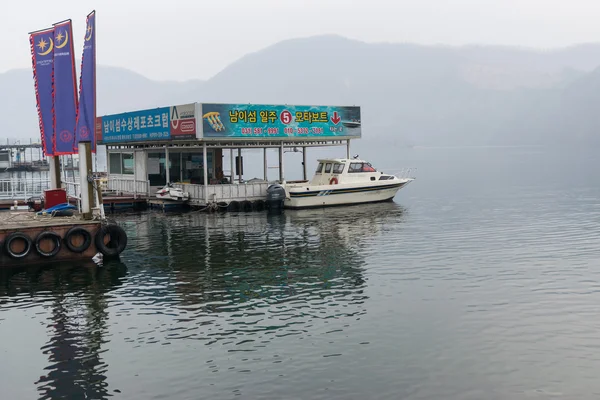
[329, 177, 338, 185]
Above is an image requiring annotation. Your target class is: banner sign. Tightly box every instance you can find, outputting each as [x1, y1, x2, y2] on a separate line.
[200, 104, 362, 139]
[52, 20, 78, 155]
[74, 11, 96, 152]
[29, 27, 55, 156]
[170, 103, 197, 139]
[101, 107, 171, 143]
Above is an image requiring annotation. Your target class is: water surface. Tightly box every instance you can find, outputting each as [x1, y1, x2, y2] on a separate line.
[1, 146, 600, 399]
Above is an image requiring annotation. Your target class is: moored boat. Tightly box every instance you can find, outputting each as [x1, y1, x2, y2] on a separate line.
[267, 157, 414, 209]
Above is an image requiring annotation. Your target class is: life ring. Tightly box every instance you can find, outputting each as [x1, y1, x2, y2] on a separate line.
[329, 177, 339, 185]
[35, 231, 62, 258]
[4, 232, 32, 259]
[64, 227, 92, 253]
[95, 224, 128, 257]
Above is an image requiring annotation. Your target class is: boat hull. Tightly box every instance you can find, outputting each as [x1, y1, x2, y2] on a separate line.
[284, 181, 409, 209]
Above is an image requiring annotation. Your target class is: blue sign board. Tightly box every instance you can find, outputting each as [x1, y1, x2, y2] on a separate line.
[200, 104, 361, 139]
[101, 107, 171, 143]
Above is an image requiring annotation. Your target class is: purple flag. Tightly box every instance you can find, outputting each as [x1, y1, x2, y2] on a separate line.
[52, 20, 78, 155]
[29, 28, 55, 156]
[74, 11, 96, 153]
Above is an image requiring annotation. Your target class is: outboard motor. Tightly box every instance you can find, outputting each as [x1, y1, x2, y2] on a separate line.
[266, 184, 286, 211]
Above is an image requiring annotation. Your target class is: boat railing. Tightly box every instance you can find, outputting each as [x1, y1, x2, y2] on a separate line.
[389, 167, 417, 180]
[0, 178, 51, 201]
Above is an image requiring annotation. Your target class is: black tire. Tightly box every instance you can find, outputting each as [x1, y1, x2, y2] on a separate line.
[35, 231, 62, 258]
[64, 227, 92, 253]
[4, 232, 32, 259]
[95, 224, 127, 257]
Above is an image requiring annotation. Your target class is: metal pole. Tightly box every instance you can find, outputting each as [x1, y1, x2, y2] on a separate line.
[237, 148, 242, 183]
[279, 142, 284, 182]
[302, 146, 307, 181]
[203, 142, 208, 204]
[263, 147, 268, 181]
[165, 146, 170, 184]
[230, 148, 234, 184]
[346, 139, 351, 159]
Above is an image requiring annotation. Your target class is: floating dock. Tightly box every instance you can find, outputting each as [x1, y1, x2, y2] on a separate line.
[0, 212, 101, 267]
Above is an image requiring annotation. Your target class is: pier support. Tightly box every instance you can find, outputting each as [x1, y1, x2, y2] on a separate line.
[237, 148, 242, 183]
[230, 149, 234, 184]
[279, 142, 284, 182]
[346, 139, 351, 159]
[203, 142, 208, 204]
[78, 141, 94, 220]
[263, 148, 268, 181]
[302, 146, 307, 181]
[165, 146, 170, 184]
[49, 156, 61, 189]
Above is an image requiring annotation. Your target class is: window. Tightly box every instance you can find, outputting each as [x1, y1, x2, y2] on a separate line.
[332, 163, 345, 174]
[362, 163, 376, 172]
[348, 162, 377, 173]
[109, 153, 122, 174]
[349, 163, 363, 173]
[324, 163, 333, 173]
[122, 153, 134, 175]
[315, 162, 324, 173]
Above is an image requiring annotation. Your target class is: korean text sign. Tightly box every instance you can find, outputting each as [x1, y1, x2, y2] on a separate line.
[101, 107, 170, 143]
[200, 104, 361, 139]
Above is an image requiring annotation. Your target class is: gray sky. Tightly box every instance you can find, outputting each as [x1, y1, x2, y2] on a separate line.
[3, 0, 600, 81]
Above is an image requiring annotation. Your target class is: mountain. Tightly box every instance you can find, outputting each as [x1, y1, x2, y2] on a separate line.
[1, 35, 600, 148]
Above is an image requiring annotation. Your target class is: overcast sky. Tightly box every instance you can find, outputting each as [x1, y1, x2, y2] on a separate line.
[3, 0, 599, 81]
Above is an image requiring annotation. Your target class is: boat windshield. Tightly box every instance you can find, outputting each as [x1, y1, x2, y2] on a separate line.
[349, 162, 377, 173]
[315, 162, 324, 173]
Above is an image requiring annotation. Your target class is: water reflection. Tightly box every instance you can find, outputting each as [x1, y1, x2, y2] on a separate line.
[0, 262, 127, 400]
[0, 203, 406, 399]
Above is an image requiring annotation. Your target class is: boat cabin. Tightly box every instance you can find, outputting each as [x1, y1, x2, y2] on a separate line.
[309, 158, 397, 186]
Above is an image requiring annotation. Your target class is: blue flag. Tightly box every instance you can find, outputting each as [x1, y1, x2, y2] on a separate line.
[52, 20, 78, 155]
[74, 11, 96, 153]
[29, 28, 55, 156]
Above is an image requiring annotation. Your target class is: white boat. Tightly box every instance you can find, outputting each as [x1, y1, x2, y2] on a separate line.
[155, 183, 190, 202]
[269, 157, 414, 209]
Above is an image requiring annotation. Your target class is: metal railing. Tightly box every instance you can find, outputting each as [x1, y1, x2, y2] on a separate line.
[106, 177, 149, 198]
[0, 178, 50, 200]
[174, 182, 270, 205]
[62, 180, 82, 212]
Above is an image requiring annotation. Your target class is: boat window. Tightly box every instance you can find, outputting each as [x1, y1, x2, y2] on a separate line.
[332, 163, 344, 174]
[324, 163, 333, 173]
[349, 163, 363, 173]
[315, 162, 324, 173]
[362, 163, 376, 172]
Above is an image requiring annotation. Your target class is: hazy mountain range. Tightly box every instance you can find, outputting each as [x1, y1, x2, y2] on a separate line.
[2, 35, 600, 148]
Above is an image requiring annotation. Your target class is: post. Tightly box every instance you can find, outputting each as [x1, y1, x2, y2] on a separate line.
[346, 139, 351, 159]
[279, 142, 284, 182]
[78, 141, 94, 220]
[203, 142, 208, 205]
[263, 148, 268, 181]
[165, 146, 170, 184]
[302, 146, 307, 181]
[49, 156, 61, 189]
[237, 148, 242, 183]
[230, 148, 234, 184]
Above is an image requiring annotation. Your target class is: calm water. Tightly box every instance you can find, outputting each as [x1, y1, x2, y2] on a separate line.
[2, 146, 600, 399]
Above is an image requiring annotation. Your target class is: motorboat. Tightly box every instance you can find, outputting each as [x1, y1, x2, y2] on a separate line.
[155, 183, 190, 202]
[267, 157, 414, 209]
